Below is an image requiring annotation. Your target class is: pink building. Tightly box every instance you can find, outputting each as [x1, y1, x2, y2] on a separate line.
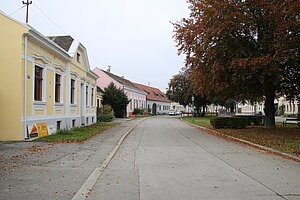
[93, 68, 147, 116]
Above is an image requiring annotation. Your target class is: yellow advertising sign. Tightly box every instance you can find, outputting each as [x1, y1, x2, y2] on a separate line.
[36, 122, 49, 137]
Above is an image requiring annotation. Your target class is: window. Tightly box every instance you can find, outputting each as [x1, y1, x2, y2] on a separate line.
[76, 52, 81, 63]
[72, 119, 76, 128]
[92, 117, 94, 123]
[57, 121, 61, 130]
[71, 79, 75, 104]
[86, 86, 89, 106]
[55, 74, 61, 103]
[34, 66, 43, 101]
[97, 99, 100, 108]
[91, 88, 94, 106]
[130, 99, 132, 110]
[86, 117, 88, 125]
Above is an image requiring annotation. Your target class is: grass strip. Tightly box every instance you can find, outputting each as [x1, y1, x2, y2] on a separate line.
[34, 122, 118, 143]
[182, 117, 300, 157]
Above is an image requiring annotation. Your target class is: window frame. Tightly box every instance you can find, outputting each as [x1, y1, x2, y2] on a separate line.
[91, 87, 94, 107]
[70, 79, 76, 104]
[34, 65, 43, 101]
[76, 52, 81, 63]
[55, 73, 61, 103]
[86, 85, 89, 107]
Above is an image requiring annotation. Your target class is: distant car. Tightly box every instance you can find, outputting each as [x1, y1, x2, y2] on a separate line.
[255, 111, 263, 115]
[168, 109, 176, 116]
[176, 110, 181, 115]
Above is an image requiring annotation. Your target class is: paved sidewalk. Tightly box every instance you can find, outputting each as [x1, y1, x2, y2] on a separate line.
[0, 118, 141, 200]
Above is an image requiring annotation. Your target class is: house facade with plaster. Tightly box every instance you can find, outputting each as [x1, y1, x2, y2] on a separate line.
[0, 12, 98, 141]
[93, 68, 147, 116]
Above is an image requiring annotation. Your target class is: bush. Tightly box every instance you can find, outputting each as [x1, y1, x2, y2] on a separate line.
[97, 105, 114, 122]
[97, 113, 114, 122]
[234, 115, 264, 126]
[133, 108, 141, 115]
[210, 117, 248, 129]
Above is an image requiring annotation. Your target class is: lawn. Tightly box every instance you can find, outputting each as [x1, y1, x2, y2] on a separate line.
[182, 117, 300, 157]
[182, 116, 214, 127]
[34, 122, 118, 143]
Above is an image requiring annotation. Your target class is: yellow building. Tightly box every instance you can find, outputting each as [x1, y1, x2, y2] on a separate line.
[0, 12, 98, 141]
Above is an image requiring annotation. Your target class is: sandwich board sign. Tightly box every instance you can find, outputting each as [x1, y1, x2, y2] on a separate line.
[28, 122, 49, 138]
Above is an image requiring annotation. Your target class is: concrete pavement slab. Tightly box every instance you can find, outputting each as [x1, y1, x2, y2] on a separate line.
[89, 116, 299, 200]
[0, 118, 142, 200]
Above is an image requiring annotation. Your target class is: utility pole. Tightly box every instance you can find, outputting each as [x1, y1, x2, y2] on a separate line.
[23, 0, 32, 23]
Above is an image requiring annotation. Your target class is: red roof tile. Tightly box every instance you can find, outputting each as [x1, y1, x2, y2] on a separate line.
[133, 83, 170, 102]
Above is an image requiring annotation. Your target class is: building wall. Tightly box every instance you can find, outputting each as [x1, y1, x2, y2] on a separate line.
[126, 89, 147, 116]
[148, 100, 171, 115]
[93, 68, 122, 91]
[0, 13, 29, 141]
[0, 13, 97, 141]
[93, 68, 147, 117]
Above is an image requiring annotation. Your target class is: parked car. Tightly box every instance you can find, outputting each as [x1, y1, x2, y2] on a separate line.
[176, 110, 181, 115]
[168, 109, 176, 116]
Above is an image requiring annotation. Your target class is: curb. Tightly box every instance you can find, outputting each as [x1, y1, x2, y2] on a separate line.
[181, 119, 300, 163]
[72, 119, 145, 200]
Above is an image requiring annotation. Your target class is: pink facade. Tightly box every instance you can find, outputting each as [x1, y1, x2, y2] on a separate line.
[93, 68, 122, 91]
[93, 68, 147, 116]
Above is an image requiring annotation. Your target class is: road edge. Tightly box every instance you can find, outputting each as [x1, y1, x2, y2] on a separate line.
[71, 119, 144, 200]
[180, 118, 300, 163]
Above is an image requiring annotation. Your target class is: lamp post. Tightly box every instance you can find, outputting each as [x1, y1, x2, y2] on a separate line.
[192, 95, 195, 122]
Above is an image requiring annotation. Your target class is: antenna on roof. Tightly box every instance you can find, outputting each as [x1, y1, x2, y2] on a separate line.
[148, 82, 150, 86]
[22, 0, 32, 23]
[107, 65, 111, 72]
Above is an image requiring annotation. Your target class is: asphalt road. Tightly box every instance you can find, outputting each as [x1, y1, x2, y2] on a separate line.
[1, 116, 299, 200]
[88, 116, 300, 200]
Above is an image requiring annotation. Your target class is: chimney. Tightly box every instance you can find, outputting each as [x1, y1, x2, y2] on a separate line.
[121, 76, 124, 78]
[107, 65, 111, 72]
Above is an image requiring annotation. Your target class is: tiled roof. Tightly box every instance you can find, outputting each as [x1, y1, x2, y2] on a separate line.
[48, 35, 74, 52]
[101, 70, 142, 91]
[133, 83, 170, 102]
[97, 86, 104, 93]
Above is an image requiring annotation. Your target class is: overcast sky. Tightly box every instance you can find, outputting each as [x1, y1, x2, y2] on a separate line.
[1, 0, 189, 92]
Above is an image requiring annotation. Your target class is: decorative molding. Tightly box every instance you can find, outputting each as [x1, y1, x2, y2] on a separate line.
[32, 101, 47, 116]
[79, 76, 87, 82]
[70, 71, 79, 77]
[54, 65, 66, 72]
[70, 104, 77, 111]
[25, 44, 67, 66]
[32, 54, 50, 64]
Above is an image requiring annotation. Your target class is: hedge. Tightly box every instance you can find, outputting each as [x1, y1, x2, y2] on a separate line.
[234, 115, 265, 126]
[210, 117, 248, 129]
[97, 112, 114, 122]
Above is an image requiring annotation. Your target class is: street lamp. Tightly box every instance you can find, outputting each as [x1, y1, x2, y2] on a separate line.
[192, 95, 195, 122]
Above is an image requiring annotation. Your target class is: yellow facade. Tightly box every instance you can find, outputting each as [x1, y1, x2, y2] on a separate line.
[0, 13, 29, 140]
[0, 12, 98, 141]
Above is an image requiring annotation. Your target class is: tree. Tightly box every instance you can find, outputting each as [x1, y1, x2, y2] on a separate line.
[173, 0, 300, 128]
[167, 69, 209, 116]
[166, 70, 192, 107]
[102, 83, 130, 118]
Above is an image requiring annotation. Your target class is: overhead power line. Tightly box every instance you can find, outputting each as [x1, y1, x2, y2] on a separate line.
[32, 3, 67, 34]
[9, 5, 26, 16]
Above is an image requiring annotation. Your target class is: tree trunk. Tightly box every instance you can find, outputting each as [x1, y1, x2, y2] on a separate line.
[202, 105, 206, 117]
[264, 89, 276, 129]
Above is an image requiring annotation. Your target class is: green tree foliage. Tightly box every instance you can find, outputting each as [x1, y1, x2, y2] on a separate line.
[167, 69, 209, 116]
[102, 83, 130, 118]
[173, 0, 300, 128]
[166, 70, 192, 107]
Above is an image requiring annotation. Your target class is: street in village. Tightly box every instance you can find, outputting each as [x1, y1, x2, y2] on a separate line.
[1, 116, 300, 200]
